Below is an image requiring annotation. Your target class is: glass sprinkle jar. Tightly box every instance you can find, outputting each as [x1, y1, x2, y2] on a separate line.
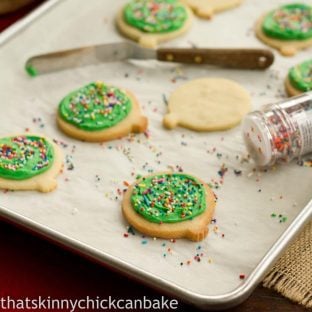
[242, 92, 312, 167]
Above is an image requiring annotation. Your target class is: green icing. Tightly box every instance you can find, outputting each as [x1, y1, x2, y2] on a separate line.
[289, 59, 312, 91]
[124, 0, 187, 33]
[0, 135, 54, 180]
[58, 82, 132, 132]
[25, 64, 38, 77]
[131, 173, 207, 223]
[262, 4, 312, 40]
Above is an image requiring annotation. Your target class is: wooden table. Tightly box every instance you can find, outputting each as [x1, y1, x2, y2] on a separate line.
[0, 3, 307, 311]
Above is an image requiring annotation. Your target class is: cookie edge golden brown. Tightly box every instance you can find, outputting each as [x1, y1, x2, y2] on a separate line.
[0, 134, 63, 193]
[255, 15, 312, 56]
[122, 172, 216, 242]
[115, 3, 193, 48]
[57, 90, 148, 142]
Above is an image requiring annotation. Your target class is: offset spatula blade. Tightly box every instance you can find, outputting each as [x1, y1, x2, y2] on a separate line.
[25, 41, 155, 76]
[25, 41, 274, 76]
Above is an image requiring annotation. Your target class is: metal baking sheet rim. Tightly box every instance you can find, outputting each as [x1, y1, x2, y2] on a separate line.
[0, 1, 311, 309]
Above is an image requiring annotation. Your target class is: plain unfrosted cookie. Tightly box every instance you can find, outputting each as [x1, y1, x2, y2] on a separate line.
[285, 59, 312, 97]
[57, 81, 148, 142]
[255, 4, 312, 56]
[122, 172, 216, 241]
[163, 78, 251, 131]
[0, 134, 63, 192]
[116, 0, 193, 49]
[181, 0, 243, 19]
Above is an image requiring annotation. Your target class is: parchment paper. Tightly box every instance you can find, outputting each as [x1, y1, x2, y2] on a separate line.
[0, 0, 311, 297]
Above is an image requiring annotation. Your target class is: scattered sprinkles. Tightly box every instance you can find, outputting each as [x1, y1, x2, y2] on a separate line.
[65, 155, 74, 171]
[32, 117, 45, 128]
[271, 213, 288, 223]
[217, 164, 228, 180]
[234, 169, 242, 176]
[128, 226, 136, 235]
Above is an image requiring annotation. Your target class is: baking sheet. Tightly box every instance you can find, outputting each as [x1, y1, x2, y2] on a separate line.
[0, 0, 311, 308]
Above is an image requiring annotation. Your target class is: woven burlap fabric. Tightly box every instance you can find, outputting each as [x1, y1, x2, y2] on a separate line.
[263, 221, 312, 308]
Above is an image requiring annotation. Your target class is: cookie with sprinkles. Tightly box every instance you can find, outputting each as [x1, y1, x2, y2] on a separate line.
[285, 59, 312, 96]
[0, 134, 63, 192]
[116, 0, 193, 48]
[180, 0, 243, 19]
[57, 81, 148, 142]
[122, 172, 216, 241]
[255, 4, 312, 56]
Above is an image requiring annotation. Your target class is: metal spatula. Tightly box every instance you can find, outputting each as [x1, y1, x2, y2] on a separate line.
[25, 41, 274, 76]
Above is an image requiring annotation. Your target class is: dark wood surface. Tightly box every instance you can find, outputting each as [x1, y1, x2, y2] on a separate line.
[0, 220, 307, 311]
[0, 2, 308, 311]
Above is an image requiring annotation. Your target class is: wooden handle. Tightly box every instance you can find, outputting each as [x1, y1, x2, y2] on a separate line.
[156, 48, 274, 69]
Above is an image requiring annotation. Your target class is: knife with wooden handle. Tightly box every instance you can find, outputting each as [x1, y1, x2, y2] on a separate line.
[25, 41, 274, 76]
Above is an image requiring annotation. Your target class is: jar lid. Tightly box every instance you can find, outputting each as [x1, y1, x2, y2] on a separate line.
[242, 114, 273, 167]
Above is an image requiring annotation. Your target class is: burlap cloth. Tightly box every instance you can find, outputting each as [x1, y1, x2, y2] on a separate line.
[263, 221, 312, 308]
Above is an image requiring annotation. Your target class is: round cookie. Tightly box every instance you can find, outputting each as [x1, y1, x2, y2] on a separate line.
[163, 78, 251, 131]
[57, 81, 148, 142]
[122, 172, 216, 241]
[285, 59, 312, 96]
[255, 4, 312, 56]
[180, 0, 243, 19]
[0, 134, 63, 192]
[116, 0, 193, 49]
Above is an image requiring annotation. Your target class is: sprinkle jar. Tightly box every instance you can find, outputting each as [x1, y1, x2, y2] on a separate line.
[242, 92, 312, 167]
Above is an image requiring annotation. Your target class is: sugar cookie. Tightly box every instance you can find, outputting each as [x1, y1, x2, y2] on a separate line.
[181, 0, 243, 19]
[116, 0, 193, 49]
[285, 59, 312, 96]
[0, 134, 63, 192]
[163, 78, 251, 131]
[255, 4, 312, 56]
[122, 172, 216, 241]
[57, 81, 148, 142]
